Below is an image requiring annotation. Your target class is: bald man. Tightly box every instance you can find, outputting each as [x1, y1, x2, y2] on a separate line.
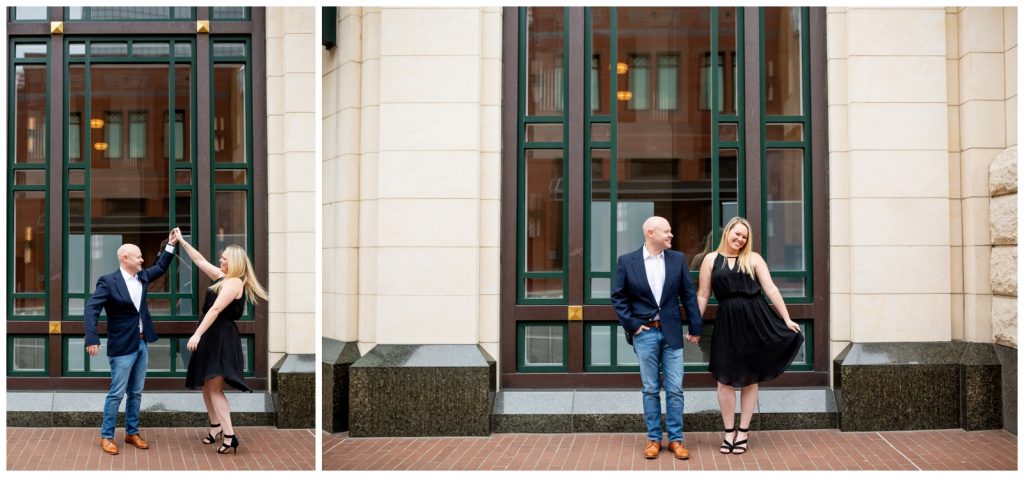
[84, 231, 177, 455]
[611, 216, 703, 460]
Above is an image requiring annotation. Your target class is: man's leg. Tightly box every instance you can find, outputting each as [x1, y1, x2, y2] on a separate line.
[661, 344, 684, 443]
[102, 353, 136, 439]
[124, 342, 148, 437]
[633, 329, 664, 442]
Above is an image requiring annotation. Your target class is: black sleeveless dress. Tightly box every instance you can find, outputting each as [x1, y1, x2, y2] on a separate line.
[184, 279, 252, 392]
[708, 254, 804, 387]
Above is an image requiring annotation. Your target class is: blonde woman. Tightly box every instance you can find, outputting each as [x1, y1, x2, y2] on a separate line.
[173, 228, 268, 455]
[696, 217, 803, 455]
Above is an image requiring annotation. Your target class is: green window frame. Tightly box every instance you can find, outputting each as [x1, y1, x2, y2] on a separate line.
[7, 335, 50, 376]
[759, 7, 813, 302]
[210, 37, 256, 321]
[210, 7, 251, 21]
[62, 37, 199, 322]
[8, 7, 50, 22]
[516, 322, 569, 372]
[64, 7, 196, 22]
[516, 7, 570, 305]
[8, 39, 50, 321]
[61, 335, 256, 377]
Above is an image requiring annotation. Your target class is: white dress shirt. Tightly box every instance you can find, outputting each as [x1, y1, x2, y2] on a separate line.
[120, 244, 175, 332]
[642, 245, 665, 314]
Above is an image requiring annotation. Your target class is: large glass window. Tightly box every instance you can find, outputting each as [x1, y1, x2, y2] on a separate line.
[505, 7, 825, 387]
[64, 39, 195, 321]
[7, 12, 266, 388]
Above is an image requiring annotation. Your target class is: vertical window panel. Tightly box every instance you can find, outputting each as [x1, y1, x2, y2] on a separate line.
[626, 54, 648, 110]
[590, 8, 611, 116]
[765, 149, 805, 272]
[13, 191, 46, 295]
[214, 191, 248, 253]
[763, 7, 803, 116]
[524, 150, 564, 273]
[213, 64, 247, 163]
[656, 54, 678, 111]
[14, 65, 47, 164]
[68, 65, 86, 164]
[526, 7, 565, 115]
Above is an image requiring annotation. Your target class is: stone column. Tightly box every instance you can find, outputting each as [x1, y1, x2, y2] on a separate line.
[266, 6, 316, 428]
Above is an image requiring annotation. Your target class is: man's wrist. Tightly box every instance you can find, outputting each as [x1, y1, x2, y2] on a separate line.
[164, 244, 175, 253]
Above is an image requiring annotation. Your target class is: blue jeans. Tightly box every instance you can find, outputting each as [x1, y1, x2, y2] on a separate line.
[101, 341, 148, 439]
[632, 327, 685, 442]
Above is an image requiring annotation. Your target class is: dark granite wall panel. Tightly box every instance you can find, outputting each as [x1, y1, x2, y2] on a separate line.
[273, 354, 316, 429]
[322, 339, 361, 433]
[349, 345, 495, 437]
[960, 343, 1002, 430]
[994, 344, 1017, 435]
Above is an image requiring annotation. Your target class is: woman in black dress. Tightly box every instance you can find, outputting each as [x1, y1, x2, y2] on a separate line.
[174, 228, 268, 454]
[696, 217, 803, 455]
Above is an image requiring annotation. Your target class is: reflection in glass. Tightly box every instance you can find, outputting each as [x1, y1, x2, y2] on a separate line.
[68, 7, 192, 21]
[523, 325, 564, 366]
[763, 7, 803, 116]
[68, 65, 86, 163]
[525, 279, 563, 300]
[13, 191, 46, 294]
[775, 277, 806, 298]
[214, 64, 247, 163]
[525, 124, 562, 143]
[12, 338, 46, 372]
[590, 8, 611, 116]
[149, 339, 172, 371]
[215, 191, 248, 253]
[766, 123, 803, 142]
[617, 8, 715, 263]
[526, 8, 564, 116]
[719, 7, 740, 115]
[68, 338, 86, 372]
[14, 298, 46, 317]
[765, 149, 804, 271]
[616, 330, 638, 365]
[525, 149, 563, 272]
[13, 7, 48, 21]
[14, 65, 47, 164]
[87, 338, 110, 372]
[15, 44, 47, 59]
[589, 326, 611, 366]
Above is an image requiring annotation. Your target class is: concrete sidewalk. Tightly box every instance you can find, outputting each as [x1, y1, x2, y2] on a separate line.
[7, 427, 314, 471]
[323, 429, 1016, 471]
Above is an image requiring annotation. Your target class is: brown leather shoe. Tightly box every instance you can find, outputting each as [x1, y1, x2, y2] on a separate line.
[644, 440, 661, 459]
[99, 438, 119, 455]
[125, 434, 149, 450]
[668, 441, 690, 460]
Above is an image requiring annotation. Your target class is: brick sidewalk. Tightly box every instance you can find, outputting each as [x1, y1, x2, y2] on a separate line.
[323, 429, 1016, 471]
[7, 427, 314, 471]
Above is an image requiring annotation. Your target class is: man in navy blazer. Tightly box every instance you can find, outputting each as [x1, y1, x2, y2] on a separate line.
[85, 231, 177, 455]
[612, 216, 703, 460]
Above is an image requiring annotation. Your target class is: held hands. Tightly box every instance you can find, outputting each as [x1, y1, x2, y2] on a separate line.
[168, 228, 178, 245]
[186, 334, 201, 352]
[86, 344, 101, 357]
[686, 334, 701, 345]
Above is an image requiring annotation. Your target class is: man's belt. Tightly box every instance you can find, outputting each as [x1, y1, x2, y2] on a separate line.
[643, 320, 662, 329]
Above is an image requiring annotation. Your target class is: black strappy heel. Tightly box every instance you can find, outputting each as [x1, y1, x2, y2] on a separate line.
[202, 423, 223, 444]
[732, 426, 750, 455]
[719, 426, 736, 454]
[217, 434, 239, 454]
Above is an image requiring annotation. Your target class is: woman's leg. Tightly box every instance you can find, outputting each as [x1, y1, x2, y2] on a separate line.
[734, 383, 759, 453]
[202, 384, 219, 425]
[206, 377, 235, 443]
[717, 382, 737, 450]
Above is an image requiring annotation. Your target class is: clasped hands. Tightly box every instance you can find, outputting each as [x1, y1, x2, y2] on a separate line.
[633, 324, 701, 345]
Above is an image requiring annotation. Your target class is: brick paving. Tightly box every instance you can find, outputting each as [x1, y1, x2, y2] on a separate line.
[7, 427, 314, 471]
[323, 429, 1017, 471]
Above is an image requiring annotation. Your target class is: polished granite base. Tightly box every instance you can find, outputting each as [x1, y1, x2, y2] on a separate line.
[349, 345, 496, 437]
[994, 344, 1017, 435]
[492, 388, 837, 433]
[323, 338, 361, 433]
[835, 342, 1005, 432]
[271, 354, 316, 429]
[6, 391, 275, 427]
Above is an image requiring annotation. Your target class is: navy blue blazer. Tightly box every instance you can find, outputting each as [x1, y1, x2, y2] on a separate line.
[611, 247, 703, 349]
[84, 249, 175, 357]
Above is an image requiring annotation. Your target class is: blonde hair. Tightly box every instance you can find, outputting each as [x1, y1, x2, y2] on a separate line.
[210, 245, 269, 304]
[716, 217, 755, 279]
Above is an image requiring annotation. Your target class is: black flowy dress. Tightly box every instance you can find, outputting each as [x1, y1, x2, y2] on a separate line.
[184, 278, 252, 392]
[708, 254, 804, 387]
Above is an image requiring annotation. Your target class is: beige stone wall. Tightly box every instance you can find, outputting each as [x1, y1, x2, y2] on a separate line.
[827, 8, 953, 355]
[266, 7, 316, 367]
[322, 8, 503, 362]
[322, 7, 361, 345]
[990, 146, 1017, 347]
[829, 7, 1015, 358]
